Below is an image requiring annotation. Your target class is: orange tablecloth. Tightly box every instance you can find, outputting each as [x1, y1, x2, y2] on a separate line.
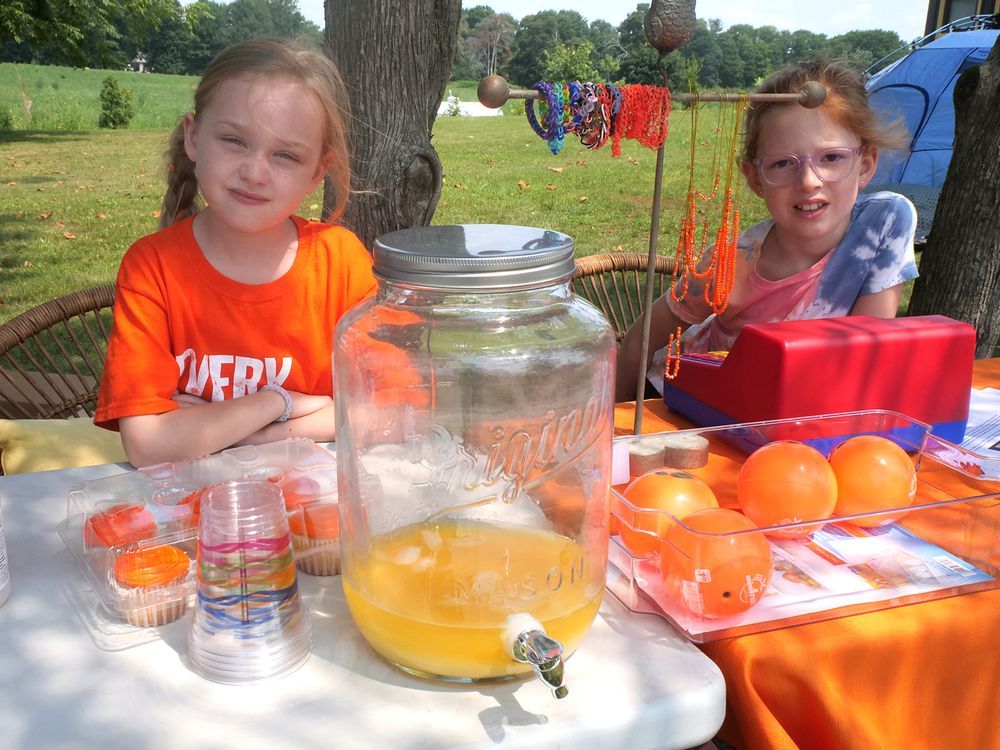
[614, 359, 1000, 750]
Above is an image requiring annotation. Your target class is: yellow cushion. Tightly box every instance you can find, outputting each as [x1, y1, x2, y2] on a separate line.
[0, 418, 127, 475]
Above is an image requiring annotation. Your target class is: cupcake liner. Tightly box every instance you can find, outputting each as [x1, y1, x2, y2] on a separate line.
[120, 595, 188, 627]
[292, 533, 340, 576]
[115, 581, 190, 627]
[112, 544, 193, 627]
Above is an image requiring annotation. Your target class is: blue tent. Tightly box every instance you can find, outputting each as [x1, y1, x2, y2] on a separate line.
[867, 29, 999, 188]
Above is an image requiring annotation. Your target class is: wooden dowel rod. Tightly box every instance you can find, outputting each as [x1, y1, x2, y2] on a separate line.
[477, 75, 827, 109]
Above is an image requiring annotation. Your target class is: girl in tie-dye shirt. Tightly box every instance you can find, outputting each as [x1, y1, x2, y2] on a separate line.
[617, 59, 918, 401]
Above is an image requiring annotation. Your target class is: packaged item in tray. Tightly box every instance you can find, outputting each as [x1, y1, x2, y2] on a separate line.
[112, 542, 193, 627]
[608, 410, 1000, 642]
[59, 438, 336, 631]
[278, 464, 340, 576]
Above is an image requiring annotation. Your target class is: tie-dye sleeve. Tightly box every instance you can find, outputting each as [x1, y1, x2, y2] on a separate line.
[857, 192, 919, 295]
[813, 192, 919, 316]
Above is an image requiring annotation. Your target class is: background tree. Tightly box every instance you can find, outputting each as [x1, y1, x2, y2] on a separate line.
[0, 0, 320, 73]
[586, 20, 623, 82]
[469, 11, 516, 78]
[144, 6, 194, 74]
[325, 0, 462, 249]
[227, 0, 315, 46]
[542, 41, 599, 81]
[112, 0, 178, 61]
[719, 25, 765, 87]
[185, 1, 231, 73]
[505, 10, 589, 86]
[908, 38, 1000, 357]
[823, 30, 904, 72]
[782, 29, 827, 66]
[714, 32, 745, 87]
[683, 19, 722, 87]
[2, 2, 914, 84]
[618, 4, 667, 86]
[0, 0, 120, 66]
[452, 6, 487, 80]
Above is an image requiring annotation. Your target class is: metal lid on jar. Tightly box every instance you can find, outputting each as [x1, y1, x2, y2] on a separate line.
[373, 224, 575, 291]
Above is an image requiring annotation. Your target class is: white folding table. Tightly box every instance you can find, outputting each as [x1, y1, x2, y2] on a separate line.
[0, 462, 725, 749]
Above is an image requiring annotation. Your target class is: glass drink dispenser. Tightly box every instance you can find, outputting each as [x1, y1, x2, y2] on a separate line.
[334, 225, 615, 696]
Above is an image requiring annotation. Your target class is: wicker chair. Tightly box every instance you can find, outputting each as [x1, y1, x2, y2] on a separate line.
[0, 284, 116, 419]
[573, 252, 676, 342]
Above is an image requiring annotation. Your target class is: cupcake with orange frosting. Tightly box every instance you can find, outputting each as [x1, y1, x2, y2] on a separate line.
[289, 501, 340, 576]
[280, 469, 340, 576]
[113, 544, 192, 626]
[85, 504, 158, 549]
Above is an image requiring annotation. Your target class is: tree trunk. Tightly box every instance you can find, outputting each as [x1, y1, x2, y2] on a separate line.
[908, 37, 1000, 358]
[323, 1, 462, 250]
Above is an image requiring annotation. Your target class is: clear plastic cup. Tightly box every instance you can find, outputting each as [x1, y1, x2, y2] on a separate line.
[187, 480, 311, 684]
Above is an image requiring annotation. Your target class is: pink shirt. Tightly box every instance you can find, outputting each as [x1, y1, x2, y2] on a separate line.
[648, 192, 918, 393]
[666, 192, 917, 353]
[669, 219, 832, 352]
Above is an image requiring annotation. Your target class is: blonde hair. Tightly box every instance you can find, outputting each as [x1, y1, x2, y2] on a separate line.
[742, 58, 909, 162]
[160, 38, 351, 229]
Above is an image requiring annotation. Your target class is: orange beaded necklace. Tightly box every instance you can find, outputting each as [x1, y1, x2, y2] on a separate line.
[666, 92, 749, 379]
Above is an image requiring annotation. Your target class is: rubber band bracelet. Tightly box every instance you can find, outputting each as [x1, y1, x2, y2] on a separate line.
[261, 383, 292, 423]
[525, 82, 550, 139]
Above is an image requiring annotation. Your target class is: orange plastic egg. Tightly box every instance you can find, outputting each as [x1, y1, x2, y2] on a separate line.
[660, 508, 772, 619]
[737, 440, 837, 538]
[620, 469, 719, 558]
[829, 435, 917, 526]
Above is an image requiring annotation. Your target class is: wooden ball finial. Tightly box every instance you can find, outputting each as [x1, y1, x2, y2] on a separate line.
[477, 75, 511, 109]
[799, 81, 827, 109]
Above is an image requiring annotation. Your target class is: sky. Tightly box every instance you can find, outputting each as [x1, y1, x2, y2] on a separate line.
[295, 1, 928, 43]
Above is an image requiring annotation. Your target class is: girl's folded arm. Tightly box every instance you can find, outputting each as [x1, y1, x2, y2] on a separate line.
[118, 388, 288, 467]
[239, 400, 336, 446]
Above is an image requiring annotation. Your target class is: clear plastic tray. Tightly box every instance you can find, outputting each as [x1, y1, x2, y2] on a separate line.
[58, 438, 337, 643]
[607, 410, 1000, 642]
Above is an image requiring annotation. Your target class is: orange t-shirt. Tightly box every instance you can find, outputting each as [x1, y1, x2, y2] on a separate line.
[95, 215, 376, 430]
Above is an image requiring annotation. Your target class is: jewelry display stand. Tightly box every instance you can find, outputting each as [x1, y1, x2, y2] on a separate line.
[477, 3, 827, 432]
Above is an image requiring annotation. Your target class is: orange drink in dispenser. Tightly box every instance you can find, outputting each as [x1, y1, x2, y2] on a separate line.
[334, 226, 616, 695]
[342, 520, 604, 680]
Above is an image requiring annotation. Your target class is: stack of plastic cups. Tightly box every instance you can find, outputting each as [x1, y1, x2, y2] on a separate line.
[188, 480, 311, 683]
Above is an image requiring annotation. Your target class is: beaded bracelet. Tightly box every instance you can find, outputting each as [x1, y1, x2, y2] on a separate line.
[262, 383, 292, 423]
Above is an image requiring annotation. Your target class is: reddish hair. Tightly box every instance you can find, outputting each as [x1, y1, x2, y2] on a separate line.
[742, 58, 909, 161]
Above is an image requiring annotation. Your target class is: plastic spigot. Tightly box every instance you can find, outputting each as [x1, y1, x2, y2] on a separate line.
[512, 629, 569, 699]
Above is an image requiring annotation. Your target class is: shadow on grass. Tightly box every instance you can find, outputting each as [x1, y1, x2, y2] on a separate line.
[0, 213, 41, 244]
[0, 213, 43, 287]
[2, 175, 52, 185]
[0, 130, 90, 144]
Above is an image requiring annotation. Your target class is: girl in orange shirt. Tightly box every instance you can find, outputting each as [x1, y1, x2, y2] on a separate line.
[95, 39, 377, 466]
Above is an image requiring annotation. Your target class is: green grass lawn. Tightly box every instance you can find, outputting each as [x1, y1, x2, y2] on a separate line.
[0, 62, 197, 131]
[433, 111, 767, 252]
[2, 105, 773, 323]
